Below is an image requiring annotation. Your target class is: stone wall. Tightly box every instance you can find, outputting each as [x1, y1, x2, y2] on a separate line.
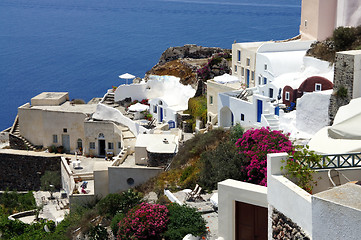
[157, 44, 228, 66]
[328, 52, 354, 124]
[0, 153, 61, 191]
[9, 134, 27, 150]
[272, 208, 310, 240]
[147, 151, 175, 167]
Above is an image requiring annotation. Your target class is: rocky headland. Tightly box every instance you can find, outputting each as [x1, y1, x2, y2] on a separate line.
[146, 44, 231, 91]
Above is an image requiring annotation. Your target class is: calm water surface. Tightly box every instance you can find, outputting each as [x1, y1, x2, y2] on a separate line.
[0, 0, 301, 130]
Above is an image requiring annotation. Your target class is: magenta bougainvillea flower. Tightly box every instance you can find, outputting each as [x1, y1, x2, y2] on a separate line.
[236, 127, 293, 186]
[117, 202, 169, 239]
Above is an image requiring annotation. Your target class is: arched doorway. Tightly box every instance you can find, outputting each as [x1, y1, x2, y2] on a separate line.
[158, 100, 163, 122]
[98, 133, 105, 156]
[77, 139, 83, 154]
[220, 106, 234, 127]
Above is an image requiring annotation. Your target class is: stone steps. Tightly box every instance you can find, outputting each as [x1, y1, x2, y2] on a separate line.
[11, 119, 37, 151]
[102, 92, 115, 105]
[263, 113, 279, 131]
[122, 131, 135, 139]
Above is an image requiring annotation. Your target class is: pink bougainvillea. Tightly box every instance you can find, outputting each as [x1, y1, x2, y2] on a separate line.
[236, 127, 293, 186]
[117, 202, 169, 239]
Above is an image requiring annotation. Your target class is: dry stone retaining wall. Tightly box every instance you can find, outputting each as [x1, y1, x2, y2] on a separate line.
[272, 208, 310, 240]
[0, 153, 61, 191]
[329, 52, 354, 124]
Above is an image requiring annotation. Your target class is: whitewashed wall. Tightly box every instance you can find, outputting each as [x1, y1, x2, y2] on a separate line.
[92, 104, 150, 137]
[114, 83, 148, 102]
[267, 153, 313, 237]
[218, 92, 276, 128]
[218, 179, 267, 240]
[312, 194, 361, 240]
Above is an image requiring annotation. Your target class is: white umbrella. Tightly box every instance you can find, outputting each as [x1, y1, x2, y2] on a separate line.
[128, 102, 149, 112]
[119, 73, 135, 84]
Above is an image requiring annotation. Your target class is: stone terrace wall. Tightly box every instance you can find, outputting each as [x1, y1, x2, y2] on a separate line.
[328, 52, 354, 124]
[147, 152, 175, 167]
[0, 153, 61, 191]
[272, 208, 310, 240]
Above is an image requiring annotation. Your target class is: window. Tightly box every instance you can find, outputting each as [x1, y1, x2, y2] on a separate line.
[53, 135, 58, 143]
[269, 88, 274, 98]
[251, 71, 255, 80]
[241, 114, 245, 121]
[118, 142, 122, 149]
[264, 64, 268, 71]
[108, 142, 114, 150]
[246, 58, 250, 66]
[153, 105, 157, 113]
[63, 128, 67, 133]
[127, 178, 135, 185]
[98, 133, 105, 139]
[304, 20, 307, 27]
[209, 95, 213, 104]
[164, 109, 167, 117]
[234, 65, 237, 73]
[237, 50, 241, 62]
[89, 142, 95, 149]
[263, 77, 267, 85]
[241, 67, 244, 76]
[285, 91, 290, 101]
[209, 116, 212, 122]
[258, 76, 262, 85]
[315, 83, 322, 91]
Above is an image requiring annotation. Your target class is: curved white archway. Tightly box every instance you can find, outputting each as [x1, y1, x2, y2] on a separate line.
[220, 106, 234, 127]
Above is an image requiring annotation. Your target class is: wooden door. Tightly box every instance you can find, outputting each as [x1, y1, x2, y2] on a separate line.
[235, 201, 267, 240]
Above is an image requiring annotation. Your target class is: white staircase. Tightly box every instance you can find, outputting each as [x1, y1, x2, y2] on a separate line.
[262, 110, 280, 131]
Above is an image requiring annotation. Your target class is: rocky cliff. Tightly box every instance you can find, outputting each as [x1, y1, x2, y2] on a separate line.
[146, 44, 231, 90]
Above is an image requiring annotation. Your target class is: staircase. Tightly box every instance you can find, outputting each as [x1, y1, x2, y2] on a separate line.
[10, 116, 37, 151]
[101, 92, 115, 105]
[117, 124, 136, 150]
[262, 111, 280, 131]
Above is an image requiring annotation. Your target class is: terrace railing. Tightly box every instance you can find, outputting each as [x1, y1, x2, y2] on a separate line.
[298, 152, 361, 169]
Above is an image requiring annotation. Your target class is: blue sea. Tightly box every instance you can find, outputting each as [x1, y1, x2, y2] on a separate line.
[0, 0, 301, 130]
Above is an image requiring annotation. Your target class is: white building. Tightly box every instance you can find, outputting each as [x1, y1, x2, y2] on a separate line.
[17, 92, 134, 157]
[218, 152, 361, 239]
[114, 75, 196, 127]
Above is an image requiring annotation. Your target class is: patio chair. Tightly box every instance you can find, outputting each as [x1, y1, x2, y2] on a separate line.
[186, 184, 203, 201]
[328, 169, 351, 187]
[186, 184, 199, 200]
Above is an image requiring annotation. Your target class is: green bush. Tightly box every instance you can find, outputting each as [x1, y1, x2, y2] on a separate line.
[87, 225, 109, 240]
[110, 212, 124, 236]
[163, 203, 207, 240]
[188, 96, 207, 124]
[336, 85, 348, 99]
[0, 190, 36, 215]
[199, 140, 245, 191]
[0, 215, 27, 239]
[198, 124, 245, 191]
[333, 26, 357, 51]
[96, 189, 143, 218]
[169, 128, 228, 169]
[40, 171, 61, 191]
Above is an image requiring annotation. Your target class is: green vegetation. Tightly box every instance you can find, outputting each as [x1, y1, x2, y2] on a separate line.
[336, 85, 348, 99]
[96, 189, 143, 218]
[0, 190, 36, 215]
[281, 146, 323, 193]
[185, 95, 207, 131]
[136, 125, 244, 194]
[70, 99, 85, 104]
[307, 25, 361, 63]
[40, 171, 61, 192]
[163, 203, 207, 240]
